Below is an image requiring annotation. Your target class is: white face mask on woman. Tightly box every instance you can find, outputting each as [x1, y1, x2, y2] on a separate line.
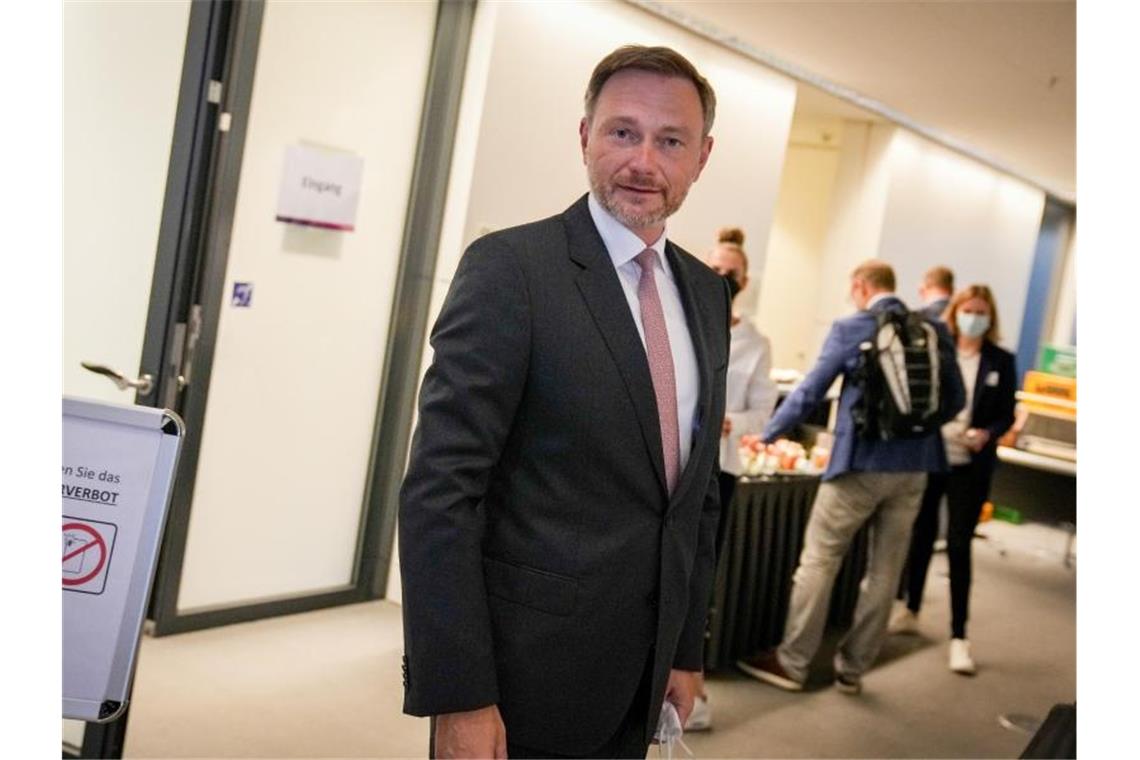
[956, 312, 991, 339]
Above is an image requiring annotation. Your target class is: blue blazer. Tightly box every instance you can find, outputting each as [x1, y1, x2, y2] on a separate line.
[764, 296, 966, 480]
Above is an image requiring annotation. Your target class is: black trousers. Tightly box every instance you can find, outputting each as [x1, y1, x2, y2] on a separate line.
[901, 463, 990, 638]
[716, 471, 738, 564]
[505, 649, 654, 759]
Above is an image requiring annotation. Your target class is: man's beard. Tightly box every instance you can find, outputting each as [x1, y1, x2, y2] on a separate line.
[588, 167, 688, 231]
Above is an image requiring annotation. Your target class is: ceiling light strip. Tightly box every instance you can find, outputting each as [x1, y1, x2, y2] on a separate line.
[625, 0, 1072, 204]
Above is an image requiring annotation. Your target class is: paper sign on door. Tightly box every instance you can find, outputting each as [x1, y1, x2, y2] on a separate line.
[275, 145, 364, 232]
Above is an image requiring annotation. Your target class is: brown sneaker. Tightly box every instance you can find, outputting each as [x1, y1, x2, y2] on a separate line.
[736, 650, 804, 691]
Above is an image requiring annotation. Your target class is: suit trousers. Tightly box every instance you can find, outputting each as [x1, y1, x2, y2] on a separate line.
[777, 471, 926, 682]
[903, 463, 989, 638]
[504, 649, 654, 759]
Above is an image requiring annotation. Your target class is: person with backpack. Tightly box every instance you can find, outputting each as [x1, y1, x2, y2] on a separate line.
[888, 285, 1017, 676]
[736, 260, 965, 695]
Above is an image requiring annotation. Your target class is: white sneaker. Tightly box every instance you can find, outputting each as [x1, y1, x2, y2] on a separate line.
[685, 694, 712, 731]
[949, 638, 976, 675]
[887, 602, 919, 635]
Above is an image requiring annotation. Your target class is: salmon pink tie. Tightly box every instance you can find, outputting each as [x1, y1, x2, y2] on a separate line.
[634, 248, 680, 494]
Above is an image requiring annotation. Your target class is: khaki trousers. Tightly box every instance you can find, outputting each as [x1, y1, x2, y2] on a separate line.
[777, 471, 927, 682]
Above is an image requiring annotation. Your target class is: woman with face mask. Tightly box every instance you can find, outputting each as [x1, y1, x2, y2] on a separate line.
[686, 227, 779, 731]
[888, 285, 1017, 675]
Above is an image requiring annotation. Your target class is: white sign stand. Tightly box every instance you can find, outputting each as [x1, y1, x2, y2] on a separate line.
[62, 398, 183, 723]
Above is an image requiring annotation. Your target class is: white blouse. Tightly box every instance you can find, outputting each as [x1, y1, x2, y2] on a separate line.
[719, 319, 779, 475]
[943, 350, 981, 466]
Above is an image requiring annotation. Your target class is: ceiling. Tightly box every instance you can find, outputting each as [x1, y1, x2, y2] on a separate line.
[634, 0, 1075, 202]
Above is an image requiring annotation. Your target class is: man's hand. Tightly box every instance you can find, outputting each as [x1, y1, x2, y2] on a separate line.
[664, 669, 700, 728]
[434, 705, 507, 759]
[966, 428, 991, 453]
[721, 417, 732, 438]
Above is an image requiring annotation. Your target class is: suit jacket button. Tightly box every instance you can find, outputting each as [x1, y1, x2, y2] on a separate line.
[646, 592, 658, 611]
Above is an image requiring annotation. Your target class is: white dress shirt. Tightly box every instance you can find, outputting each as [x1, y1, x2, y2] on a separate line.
[719, 319, 779, 475]
[866, 291, 895, 311]
[587, 193, 700, 472]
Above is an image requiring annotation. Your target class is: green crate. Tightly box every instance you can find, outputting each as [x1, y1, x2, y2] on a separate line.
[1038, 344, 1077, 378]
[992, 505, 1023, 525]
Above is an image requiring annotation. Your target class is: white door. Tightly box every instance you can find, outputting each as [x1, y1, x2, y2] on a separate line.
[63, 0, 193, 752]
[63, 0, 191, 403]
[166, 0, 438, 621]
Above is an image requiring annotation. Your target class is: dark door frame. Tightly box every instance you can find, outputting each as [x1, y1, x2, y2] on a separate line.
[66, 4, 240, 756]
[143, 0, 477, 637]
[359, 0, 478, 601]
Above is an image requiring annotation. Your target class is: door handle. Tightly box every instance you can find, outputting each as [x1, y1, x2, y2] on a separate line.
[80, 362, 154, 396]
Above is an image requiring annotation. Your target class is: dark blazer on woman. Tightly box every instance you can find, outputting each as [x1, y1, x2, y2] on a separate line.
[965, 340, 1017, 480]
[398, 195, 731, 754]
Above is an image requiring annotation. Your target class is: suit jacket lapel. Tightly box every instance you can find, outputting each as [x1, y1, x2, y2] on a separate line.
[564, 197, 669, 496]
[972, 345, 992, 419]
[664, 242, 714, 509]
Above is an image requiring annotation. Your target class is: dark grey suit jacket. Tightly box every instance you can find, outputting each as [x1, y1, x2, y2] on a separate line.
[922, 297, 950, 322]
[399, 194, 730, 754]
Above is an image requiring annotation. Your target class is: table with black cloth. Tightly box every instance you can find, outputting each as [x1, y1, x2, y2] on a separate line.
[703, 474, 870, 671]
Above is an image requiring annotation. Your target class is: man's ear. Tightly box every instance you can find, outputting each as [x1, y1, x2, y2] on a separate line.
[692, 134, 714, 183]
[579, 117, 590, 163]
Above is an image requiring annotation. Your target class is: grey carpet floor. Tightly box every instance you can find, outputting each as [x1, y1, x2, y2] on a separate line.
[123, 520, 1075, 758]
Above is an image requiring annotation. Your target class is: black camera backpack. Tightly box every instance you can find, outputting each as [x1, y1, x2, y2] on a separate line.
[852, 309, 943, 440]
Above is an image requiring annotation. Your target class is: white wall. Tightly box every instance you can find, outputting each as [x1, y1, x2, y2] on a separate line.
[878, 132, 1045, 350]
[177, 0, 437, 611]
[1051, 226, 1077, 346]
[760, 117, 1045, 366]
[384, 0, 503, 607]
[754, 115, 843, 371]
[63, 0, 190, 402]
[812, 121, 896, 348]
[454, 0, 796, 275]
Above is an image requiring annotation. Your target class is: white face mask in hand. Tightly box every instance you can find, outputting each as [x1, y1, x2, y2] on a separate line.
[654, 701, 694, 759]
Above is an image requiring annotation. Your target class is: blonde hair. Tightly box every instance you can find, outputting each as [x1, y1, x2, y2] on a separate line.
[945, 284, 1001, 343]
[714, 227, 749, 273]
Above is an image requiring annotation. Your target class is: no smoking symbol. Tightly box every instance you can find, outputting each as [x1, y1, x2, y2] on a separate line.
[62, 520, 115, 594]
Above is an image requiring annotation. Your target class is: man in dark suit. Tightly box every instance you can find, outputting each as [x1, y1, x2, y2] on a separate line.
[918, 265, 954, 321]
[736, 260, 965, 695]
[399, 45, 730, 759]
